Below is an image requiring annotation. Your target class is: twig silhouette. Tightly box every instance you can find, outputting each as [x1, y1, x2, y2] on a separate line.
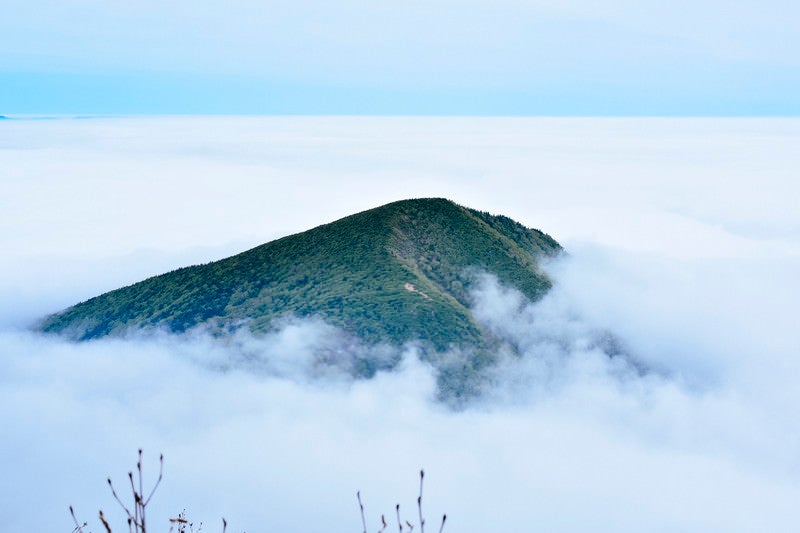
[357, 491, 367, 533]
[357, 470, 444, 533]
[418, 470, 425, 533]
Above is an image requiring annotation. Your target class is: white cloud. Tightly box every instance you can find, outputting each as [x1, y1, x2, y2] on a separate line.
[2, 118, 798, 261]
[1, 117, 799, 531]
[2, 253, 799, 532]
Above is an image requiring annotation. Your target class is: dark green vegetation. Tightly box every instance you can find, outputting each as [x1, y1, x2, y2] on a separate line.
[41, 198, 560, 393]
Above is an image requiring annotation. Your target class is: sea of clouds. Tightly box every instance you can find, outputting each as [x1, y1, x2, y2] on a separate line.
[1, 117, 798, 532]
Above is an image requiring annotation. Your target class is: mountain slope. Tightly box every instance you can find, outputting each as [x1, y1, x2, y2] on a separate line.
[40, 199, 561, 357]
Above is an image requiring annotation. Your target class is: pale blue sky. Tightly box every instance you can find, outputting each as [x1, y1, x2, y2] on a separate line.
[2, 0, 799, 115]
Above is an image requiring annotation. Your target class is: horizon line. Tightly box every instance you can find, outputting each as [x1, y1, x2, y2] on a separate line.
[4, 113, 800, 120]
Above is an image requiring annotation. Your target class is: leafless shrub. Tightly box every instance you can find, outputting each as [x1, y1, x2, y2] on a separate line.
[69, 450, 227, 533]
[358, 470, 446, 533]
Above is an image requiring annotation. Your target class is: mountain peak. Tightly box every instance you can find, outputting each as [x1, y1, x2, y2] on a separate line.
[41, 198, 561, 359]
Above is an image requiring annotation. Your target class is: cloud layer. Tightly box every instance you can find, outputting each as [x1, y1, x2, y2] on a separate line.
[3, 252, 799, 532]
[1, 117, 799, 531]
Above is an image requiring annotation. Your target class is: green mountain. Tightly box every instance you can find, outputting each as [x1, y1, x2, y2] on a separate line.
[41, 198, 561, 389]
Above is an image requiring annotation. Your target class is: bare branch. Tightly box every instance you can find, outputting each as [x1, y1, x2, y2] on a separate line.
[418, 470, 425, 533]
[98, 510, 112, 533]
[357, 491, 367, 533]
[144, 454, 164, 506]
[69, 505, 88, 533]
[108, 478, 134, 521]
[396, 504, 403, 533]
[137, 449, 144, 525]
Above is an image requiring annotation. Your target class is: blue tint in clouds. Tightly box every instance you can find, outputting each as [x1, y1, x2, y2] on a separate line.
[1, 117, 799, 531]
